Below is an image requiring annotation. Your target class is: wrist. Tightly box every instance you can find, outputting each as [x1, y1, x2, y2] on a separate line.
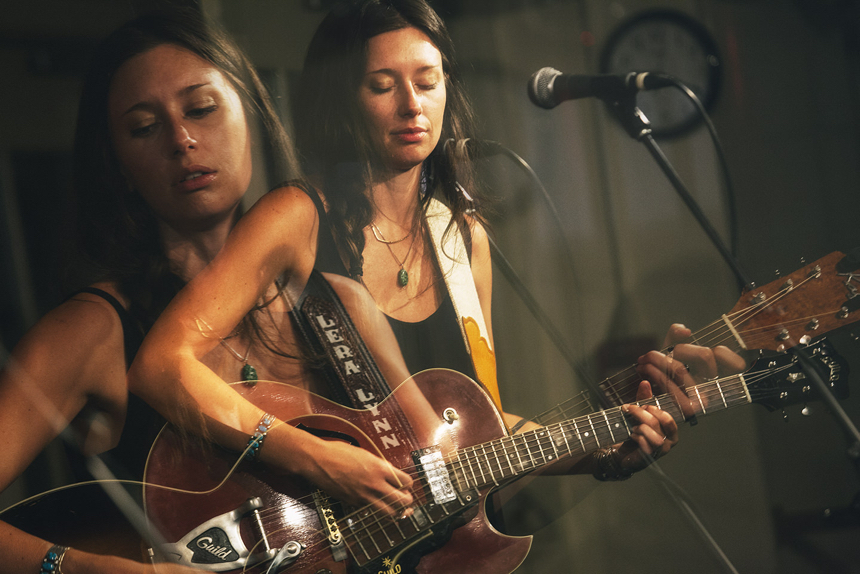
[591, 447, 634, 481]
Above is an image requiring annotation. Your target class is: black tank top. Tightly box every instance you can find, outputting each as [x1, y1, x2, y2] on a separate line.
[69, 287, 164, 480]
[299, 183, 476, 382]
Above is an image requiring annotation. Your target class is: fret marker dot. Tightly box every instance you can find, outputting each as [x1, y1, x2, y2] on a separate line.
[585, 432, 590, 437]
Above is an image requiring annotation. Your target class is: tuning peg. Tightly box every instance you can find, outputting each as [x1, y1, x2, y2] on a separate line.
[775, 269, 781, 277]
[800, 256, 806, 265]
[782, 409, 789, 422]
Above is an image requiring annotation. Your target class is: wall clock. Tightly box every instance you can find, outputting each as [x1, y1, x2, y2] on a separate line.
[600, 9, 722, 138]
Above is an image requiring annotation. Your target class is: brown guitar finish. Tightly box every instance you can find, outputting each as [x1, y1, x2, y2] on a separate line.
[144, 371, 532, 574]
[593, 251, 859, 410]
[725, 251, 858, 351]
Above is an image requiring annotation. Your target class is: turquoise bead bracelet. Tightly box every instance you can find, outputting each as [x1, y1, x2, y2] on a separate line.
[245, 413, 276, 460]
[40, 545, 69, 574]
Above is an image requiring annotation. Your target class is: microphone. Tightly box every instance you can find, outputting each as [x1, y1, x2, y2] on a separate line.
[528, 67, 674, 109]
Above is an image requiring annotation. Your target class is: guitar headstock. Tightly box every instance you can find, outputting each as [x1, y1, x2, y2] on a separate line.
[745, 337, 850, 411]
[727, 251, 860, 351]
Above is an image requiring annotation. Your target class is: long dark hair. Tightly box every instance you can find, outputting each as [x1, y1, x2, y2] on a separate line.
[74, 8, 299, 332]
[294, 0, 485, 279]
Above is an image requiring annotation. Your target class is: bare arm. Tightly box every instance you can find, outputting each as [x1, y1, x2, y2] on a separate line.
[128, 186, 414, 515]
[0, 292, 199, 574]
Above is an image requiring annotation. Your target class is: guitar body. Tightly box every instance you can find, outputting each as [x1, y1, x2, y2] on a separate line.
[144, 370, 532, 574]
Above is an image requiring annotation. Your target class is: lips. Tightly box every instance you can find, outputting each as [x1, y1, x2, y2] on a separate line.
[176, 167, 216, 192]
[392, 127, 427, 144]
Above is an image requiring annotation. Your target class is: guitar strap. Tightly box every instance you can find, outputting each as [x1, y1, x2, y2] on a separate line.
[289, 270, 392, 409]
[425, 199, 503, 411]
[289, 271, 418, 447]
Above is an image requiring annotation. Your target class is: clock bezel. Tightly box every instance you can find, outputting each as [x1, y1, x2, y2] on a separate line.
[599, 9, 723, 138]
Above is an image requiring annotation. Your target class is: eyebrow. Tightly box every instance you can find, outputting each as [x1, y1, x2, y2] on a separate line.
[365, 64, 441, 77]
[122, 83, 211, 117]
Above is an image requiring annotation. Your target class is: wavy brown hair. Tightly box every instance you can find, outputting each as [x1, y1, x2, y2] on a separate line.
[74, 8, 299, 333]
[293, 0, 487, 278]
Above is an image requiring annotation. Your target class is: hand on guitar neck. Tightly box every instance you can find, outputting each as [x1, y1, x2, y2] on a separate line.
[636, 323, 751, 400]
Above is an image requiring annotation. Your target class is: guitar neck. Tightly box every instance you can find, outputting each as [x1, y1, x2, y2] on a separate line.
[449, 373, 751, 490]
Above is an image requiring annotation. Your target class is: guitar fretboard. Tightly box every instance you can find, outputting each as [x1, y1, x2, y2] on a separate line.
[449, 373, 751, 491]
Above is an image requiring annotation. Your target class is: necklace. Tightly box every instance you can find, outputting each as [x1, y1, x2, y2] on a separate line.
[382, 229, 417, 288]
[219, 335, 258, 382]
[370, 222, 412, 244]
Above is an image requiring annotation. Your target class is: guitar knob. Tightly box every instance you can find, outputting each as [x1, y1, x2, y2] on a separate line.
[443, 408, 459, 424]
[801, 405, 811, 416]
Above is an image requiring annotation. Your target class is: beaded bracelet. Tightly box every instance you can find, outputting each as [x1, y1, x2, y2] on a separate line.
[245, 413, 276, 461]
[40, 545, 69, 574]
[592, 447, 634, 482]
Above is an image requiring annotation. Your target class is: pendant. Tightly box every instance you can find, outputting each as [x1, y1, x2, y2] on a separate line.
[397, 268, 409, 287]
[242, 363, 258, 382]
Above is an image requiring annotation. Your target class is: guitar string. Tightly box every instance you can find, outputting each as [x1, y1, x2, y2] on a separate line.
[270, 364, 797, 556]
[238, 278, 828, 532]
[542, 273, 825, 423]
[237, 362, 800, 568]
[317, 376, 769, 556]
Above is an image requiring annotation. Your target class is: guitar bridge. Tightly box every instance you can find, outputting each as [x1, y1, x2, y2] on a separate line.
[150, 497, 276, 572]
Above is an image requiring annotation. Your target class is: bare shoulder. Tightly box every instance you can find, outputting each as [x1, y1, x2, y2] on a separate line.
[464, 216, 491, 262]
[254, 184, 319, 223]
[41, 282, 126, 343]
[5, 282, 127, 399]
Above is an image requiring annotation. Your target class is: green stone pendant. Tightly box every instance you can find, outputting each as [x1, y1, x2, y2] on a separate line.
[397, 268, 409, 287]
[242, 363, 258, 382]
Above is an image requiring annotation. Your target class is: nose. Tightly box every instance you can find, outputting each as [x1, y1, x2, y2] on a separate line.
[166, 121, 197, 157]
[398, 84, 422, 118]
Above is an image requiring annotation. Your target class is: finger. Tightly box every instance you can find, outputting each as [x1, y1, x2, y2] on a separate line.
[370, 486, 414, 517]
[662, 323, 692, 348]
[637, 357, 690, 393]
[388, 465, 415, 490]
[673, 343, 718, 380]
[625, 404, 678, 454]
[635, 380, 653, 401]
[714, 345, 750, 377]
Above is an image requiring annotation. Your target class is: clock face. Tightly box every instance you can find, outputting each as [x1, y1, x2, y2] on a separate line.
[600, 10, 722, 138]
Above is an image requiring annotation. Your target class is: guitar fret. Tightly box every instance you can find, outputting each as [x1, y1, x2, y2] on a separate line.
[716, 380, 728, 409]
[464, 448, 480, 488]
[587, 416, 601, 449]
[351, 523, 372, 561]
[559, 422, 573, 456]
[601, 411, 616, 443]
[571, 418, 586, 453]
[739, 374, 752, 403]
[534, 430, 548, 465]
[484, 444, 498, 486]
[653, 395, 662, 410]
[500, 436, 515, 478]
[475, 446, 488, 485]
[694, 386, 707, 414]
[522, 432, 537, 470]
[512, 433, 527, 472]
[367, 516, 383, 554]
[546, 427, 560, 462]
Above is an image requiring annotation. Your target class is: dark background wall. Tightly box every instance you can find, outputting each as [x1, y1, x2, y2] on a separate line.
[1, 1, 859, 572]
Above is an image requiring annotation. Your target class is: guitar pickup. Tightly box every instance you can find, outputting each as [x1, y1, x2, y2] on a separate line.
[414, 446, 456, 505]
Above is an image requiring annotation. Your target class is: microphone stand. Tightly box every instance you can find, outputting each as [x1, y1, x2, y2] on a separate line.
[607, 90, 860, 564]
[606, 94, 754, 291]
